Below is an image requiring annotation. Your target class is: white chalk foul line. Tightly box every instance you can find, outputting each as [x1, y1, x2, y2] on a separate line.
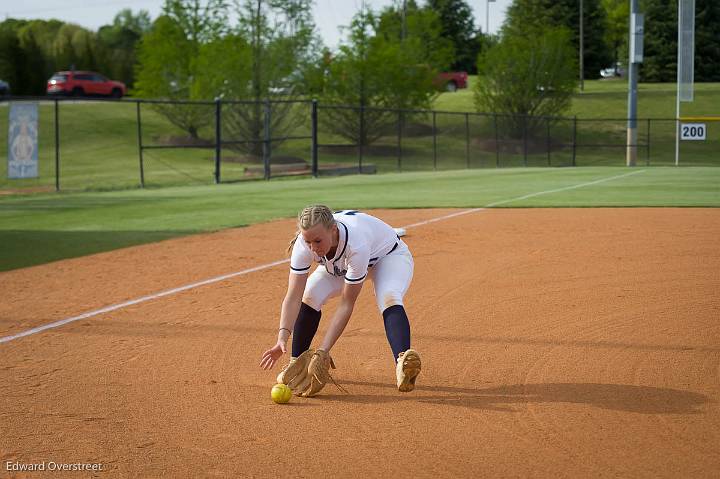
[0, 259, 289, 344]
[0, 169, 645, 345]
[402, 169, 645, 230]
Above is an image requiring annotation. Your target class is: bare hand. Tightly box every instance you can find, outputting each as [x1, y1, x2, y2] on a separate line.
[260, 341, 286, 370]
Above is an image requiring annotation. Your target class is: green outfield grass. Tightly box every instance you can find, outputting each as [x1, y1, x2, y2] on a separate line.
[1, 166, 718, 271]
[434, 78, 720, 119]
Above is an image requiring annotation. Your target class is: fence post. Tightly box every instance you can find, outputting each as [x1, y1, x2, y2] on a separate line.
[523, 115, 528, 167]
[54, 98, 60, 191]
[214, 98, 222, 184]
[646, 118, 651, 166]
[397, 110, 403, 172]
[358, 104, 364, 173]
[546, 118, 551, 166]
[493, 113, 500, 168]
[137, 101, 145, 188]
[263, 99, 271, 180]
[465, 113, 470, 169]
[572, 116, 577, 167]
[311, 99, 318, 177]
[432, 111, 438, 170]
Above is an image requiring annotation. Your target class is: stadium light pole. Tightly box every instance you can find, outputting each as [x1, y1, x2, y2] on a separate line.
[626, 0, 643, 167]
[486, 0, 495, 35]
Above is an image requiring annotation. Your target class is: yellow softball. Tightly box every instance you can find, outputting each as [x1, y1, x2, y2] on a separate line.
[271, 383, 292, 404]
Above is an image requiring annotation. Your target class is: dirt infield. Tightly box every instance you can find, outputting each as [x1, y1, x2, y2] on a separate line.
[1, 208, 719, 478]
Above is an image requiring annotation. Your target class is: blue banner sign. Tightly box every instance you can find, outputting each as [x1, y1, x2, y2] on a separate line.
[8, 103, 39, 179]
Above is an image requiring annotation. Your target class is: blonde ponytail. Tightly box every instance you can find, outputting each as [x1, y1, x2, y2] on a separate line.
[286, 205, 336, 255]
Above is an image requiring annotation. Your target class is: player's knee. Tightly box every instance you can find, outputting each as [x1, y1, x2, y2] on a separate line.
[377, 292, 403, 313]
[302, 294, 323, 312]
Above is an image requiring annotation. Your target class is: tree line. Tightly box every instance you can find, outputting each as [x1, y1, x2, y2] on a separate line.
[2, 0, 717, 98]
[474, 0, 719, 137]
[0, 0, 718, 146]
[0, 9, 151, 95]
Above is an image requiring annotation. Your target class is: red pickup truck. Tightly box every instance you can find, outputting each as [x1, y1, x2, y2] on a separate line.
[435, 71, 468, 92]
[47, 71, 127, 98]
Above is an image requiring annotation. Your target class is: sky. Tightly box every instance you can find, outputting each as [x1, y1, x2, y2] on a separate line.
[2, 0, 513, 49]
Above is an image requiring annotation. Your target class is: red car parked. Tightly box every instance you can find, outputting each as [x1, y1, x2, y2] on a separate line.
[47, 71, 127, 98]
[435, 71, 468, 92]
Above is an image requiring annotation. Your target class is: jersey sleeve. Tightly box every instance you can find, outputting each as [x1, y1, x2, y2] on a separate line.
[344, 242, 371, 284]
[289, 234, 313, 275]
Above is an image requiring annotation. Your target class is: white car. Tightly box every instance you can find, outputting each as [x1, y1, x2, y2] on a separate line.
[600, 63, 625, 78]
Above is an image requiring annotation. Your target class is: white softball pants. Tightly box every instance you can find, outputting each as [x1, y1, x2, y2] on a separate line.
[302, 241, 414, 313]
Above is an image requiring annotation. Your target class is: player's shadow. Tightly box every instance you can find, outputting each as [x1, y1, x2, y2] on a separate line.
[321, 381, 711, 414]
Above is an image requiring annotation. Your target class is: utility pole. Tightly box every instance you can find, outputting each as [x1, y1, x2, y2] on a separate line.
[401, 0, 406, 41]
[486, 0, 495, 35]
[486, 0, 490, 34]
[626, 0, 644, 167]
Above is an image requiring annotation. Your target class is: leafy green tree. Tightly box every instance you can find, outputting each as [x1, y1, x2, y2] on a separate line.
[52, 24, 99, 72]
[424, 0, 481, 73]
[225, 0, 320, 157]
[230, 0, 319, 99]
[375, 0, 454, 72]
[134, 0, 228, 138]
[640, 0, 677, 82]
[0, 21, 26, 94]
[642, 0, 720, 82]
[694, 1, 720, 81]
[1, 13, 149, 95]
[474, 27, 577, 137]
[135, 15, 209, 138]
[14, 21, 61, 94]
[97, 9, 151, 87]
[504, 0, 612, 80]
[320, 5, 442, 146]
[601, 0, 629, 69]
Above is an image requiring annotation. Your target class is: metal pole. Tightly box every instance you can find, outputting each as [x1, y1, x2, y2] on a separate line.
[311, 99, 318, 177]
[465, 113, 470, 168]
[432, 111, 437, 170]
[646, 118, 651, 166]
[358, 104, 364, 173]
[579, 0, 584, 91]
[572, 116, 578, 166]
[523, 115, 528, 167]
[54, 98, 59, 191]
[675, 1, 681, 166]
[263, 99, 271, 180]
[626, 0, 640, 166]
[401, 0, 407, 41]
[486, 0, 489, 34]
[214, 99, 222, 184]
[137, 101, 145, 188]
[494, 113, 500, 167]
[397, 110, 403, 172]
[546, 118, 551, 166]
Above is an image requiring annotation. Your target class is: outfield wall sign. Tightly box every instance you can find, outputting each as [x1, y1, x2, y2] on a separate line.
[680, 123, 706, 141]
[8, 102, 39, 179]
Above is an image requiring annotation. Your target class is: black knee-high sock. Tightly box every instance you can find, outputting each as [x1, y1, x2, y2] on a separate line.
[383, 304, 411, 362]
[292, 302, 321, 357]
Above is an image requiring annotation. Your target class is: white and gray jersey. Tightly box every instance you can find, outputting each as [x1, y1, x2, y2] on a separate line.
[289, 210, 400, 284]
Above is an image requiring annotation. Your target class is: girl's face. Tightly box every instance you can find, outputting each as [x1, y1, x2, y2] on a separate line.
[301, 222, 337, 257]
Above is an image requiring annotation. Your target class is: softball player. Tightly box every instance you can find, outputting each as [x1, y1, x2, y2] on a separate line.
[259, 204, 421, 396]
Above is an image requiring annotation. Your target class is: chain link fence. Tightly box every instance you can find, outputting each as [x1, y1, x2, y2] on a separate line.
[1, 97, 718, 193]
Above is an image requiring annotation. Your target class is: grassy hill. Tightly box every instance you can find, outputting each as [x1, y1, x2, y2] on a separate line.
[1, 80, 718, 193]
